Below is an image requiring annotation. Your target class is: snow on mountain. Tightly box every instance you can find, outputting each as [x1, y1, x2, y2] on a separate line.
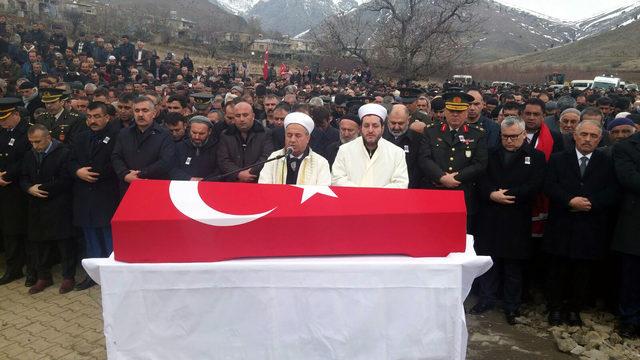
[212, 0, 260, 15]
[213, 0, 367, 15]
[573, 2, 640, 39]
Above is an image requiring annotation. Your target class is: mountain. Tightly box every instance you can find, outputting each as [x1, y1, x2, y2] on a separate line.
[466, 1, 578, 62]
[208, 0, 640, 66]
[213, 0, 260, 15]
[213, 0, 365, 35]
[572, 2, 640, 40]
[478, 16, 640, 72]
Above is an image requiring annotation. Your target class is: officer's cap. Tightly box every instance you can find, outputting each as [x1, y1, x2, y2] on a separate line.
[443, 92, 474, 111]
[41, 88, 65, 103]
[0, 97, 22, 120]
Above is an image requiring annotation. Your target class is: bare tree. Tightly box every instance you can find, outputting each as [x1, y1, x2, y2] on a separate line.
[311, 8, 375, 66]
[63, 9, 84, 36]
[312, 0, 481, 80]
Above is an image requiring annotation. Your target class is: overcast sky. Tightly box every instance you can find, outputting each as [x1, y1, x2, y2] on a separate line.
[495, 0, 639, 21]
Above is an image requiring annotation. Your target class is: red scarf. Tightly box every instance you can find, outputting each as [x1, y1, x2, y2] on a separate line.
[531, 122, 553, 237]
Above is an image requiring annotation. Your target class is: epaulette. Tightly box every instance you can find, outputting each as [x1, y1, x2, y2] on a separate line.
[69, 112, 79, 117]
[468, 123, 485, 132]
[35, 112, 51, 119]
[425, 122, 435, 128]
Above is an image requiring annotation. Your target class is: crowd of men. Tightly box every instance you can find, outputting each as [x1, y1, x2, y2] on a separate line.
[1, 22, 640, 341]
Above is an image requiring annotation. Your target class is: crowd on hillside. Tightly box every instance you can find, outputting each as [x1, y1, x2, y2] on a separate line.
[1, 19, 640, 342]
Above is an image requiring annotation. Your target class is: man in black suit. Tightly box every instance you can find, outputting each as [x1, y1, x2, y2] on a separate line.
[543, 120, 619, 326]
[612, 132, 640, 338]
[470, 116, 546, 325]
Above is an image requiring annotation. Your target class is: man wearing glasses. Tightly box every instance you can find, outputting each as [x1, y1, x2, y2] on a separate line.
[470, 116, 546, 324]
[418, 92, 488, 234]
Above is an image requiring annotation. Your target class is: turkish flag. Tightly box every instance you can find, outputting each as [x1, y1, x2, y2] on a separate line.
[262, 47, 269, 80]
[112, 181, 467, 263]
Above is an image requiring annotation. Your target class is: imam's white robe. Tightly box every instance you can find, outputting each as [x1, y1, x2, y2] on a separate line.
[331, 137, 408, 188]
[258, 148, 331, 185]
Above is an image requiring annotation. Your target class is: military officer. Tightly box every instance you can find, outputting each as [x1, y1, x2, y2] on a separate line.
[398, 88, 431, 124]
[191, 92, 214, 116]
[0, 99, 35, 286]
[34, 88, 87, 145]
[418, 92, 488, 234]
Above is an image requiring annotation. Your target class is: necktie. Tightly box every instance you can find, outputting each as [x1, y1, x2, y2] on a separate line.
[35, 152, 43, 166]
[579, 156, 588, 177]
[450, 129, 457, 142]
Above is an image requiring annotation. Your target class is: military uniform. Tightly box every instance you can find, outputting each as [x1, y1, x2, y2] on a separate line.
[0, 100, 35, 285]
[33, 88, 87, 145]
[34, 108, 86, 144]
[418, 92, 488, 233]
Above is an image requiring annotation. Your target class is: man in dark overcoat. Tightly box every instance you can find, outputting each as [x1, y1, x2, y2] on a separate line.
[69, 101, 120, 290]
[20, 124, 75, 295]
[543, 120, 619, 326]
[470, 116, 546, 325]
[111, 96, 176, 196]
[612, 131, 640, 338]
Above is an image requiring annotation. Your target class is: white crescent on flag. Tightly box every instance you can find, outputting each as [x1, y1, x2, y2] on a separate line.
[169, 181, 276, 227]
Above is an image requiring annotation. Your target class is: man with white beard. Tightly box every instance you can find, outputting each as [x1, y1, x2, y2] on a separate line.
[383, 104, 422, 188]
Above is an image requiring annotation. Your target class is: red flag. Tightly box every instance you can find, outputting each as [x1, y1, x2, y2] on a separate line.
[112, 181, 467, 263]
[262, 47, 269, 80]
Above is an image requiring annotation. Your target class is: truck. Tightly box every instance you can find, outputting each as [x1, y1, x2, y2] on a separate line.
[592, 75, 622, 90]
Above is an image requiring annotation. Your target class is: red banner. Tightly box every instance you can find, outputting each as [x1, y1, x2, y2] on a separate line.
[112, 181, 467, 263]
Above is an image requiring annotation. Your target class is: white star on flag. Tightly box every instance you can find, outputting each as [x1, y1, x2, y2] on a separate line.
[293, 185, 338, 204]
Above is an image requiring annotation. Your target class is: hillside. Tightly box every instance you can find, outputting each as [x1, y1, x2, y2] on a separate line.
[465, 0, 577, 62]
[479, 18, 640, 71]
[104, 0, 248, 33]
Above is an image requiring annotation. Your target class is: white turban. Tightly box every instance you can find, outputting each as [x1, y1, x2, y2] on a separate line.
[284, 112, 315, 134]
[358, 103, 388, 123]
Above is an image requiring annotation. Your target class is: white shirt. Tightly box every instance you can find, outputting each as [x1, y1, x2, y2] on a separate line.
[576, 148, 593, 165]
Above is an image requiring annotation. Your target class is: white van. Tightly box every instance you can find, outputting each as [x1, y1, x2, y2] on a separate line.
[570, 80, 593, 91]
[592, 76, 621, 90]
[453, 75, 473, 85]
[491, 81, 514, 87]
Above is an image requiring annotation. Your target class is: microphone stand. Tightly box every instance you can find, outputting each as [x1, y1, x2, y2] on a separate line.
[203, 148, 292, 182]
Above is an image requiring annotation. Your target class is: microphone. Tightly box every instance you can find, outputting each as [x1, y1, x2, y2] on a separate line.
[203, 147, 294, 181]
